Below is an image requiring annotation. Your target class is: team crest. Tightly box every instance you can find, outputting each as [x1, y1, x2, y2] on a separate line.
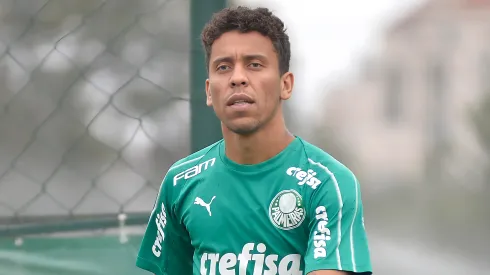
[269, 190, 305, 230]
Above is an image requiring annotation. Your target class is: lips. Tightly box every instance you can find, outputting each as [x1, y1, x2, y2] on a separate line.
[226, 94, 255, 106]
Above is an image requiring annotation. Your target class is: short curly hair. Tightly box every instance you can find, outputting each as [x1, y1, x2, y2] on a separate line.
[201, 6, 291, 75]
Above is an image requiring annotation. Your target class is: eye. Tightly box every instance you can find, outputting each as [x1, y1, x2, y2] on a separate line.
[217, 65, 230, 71]
[249, 62, 262, 68]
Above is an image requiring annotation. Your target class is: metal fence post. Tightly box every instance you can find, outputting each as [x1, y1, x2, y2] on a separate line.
[190, 0, 226, 152]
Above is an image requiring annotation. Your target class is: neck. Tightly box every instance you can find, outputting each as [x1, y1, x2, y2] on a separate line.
[222, 113, 295, 165]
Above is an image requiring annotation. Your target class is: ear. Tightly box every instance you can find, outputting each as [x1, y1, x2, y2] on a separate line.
[205, 78, 212, 106]
[280, 72, 294, 100]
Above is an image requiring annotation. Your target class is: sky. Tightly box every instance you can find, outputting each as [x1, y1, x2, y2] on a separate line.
[236, 0, 426, 117]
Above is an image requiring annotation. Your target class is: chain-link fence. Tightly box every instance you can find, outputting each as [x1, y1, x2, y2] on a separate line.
[0, 0, 192, 273]
[4, 1, 489, 274]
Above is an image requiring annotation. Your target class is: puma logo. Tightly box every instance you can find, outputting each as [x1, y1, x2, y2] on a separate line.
[194, 196, 216, 216]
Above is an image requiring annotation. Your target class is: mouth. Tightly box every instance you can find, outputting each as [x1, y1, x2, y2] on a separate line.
[230, 100, 253, 106]
[227, 94, 255, 107]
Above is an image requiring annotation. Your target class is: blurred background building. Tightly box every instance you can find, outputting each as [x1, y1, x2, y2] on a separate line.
[0, 0, 489, 274]
[318, 1, 490, 273]
[321, 0, 490, 190]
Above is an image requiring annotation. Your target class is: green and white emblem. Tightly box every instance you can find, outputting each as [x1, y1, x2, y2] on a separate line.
[269, 189, 305, 230]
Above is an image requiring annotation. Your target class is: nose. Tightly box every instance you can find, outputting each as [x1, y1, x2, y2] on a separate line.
[229, 67, 248, 88]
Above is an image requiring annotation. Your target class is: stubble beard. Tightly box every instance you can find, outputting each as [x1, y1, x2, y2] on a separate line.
[225, 119, 262, 136]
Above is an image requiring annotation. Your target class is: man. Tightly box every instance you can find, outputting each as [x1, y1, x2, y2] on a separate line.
[136, 6, 372, 275]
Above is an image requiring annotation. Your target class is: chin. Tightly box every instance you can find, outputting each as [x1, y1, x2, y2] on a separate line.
[225, 120, 261, 135]
[230, 127, 258, 135]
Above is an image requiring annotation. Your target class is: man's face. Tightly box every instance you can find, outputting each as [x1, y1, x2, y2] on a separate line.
[205, 31, 293, 135]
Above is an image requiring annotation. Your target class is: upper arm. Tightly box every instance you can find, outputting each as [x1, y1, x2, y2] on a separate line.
[308, 270, 350, 275]
[135, 173, 193, 275]
[304, 165, 372, 275]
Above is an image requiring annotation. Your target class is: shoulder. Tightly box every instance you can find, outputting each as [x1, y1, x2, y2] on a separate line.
[159, 140, 222, 194]
[299, 138, 355, 178]
[298, 137, 358, 193]
[166, 140, 222, 177]
[296, 138, 362, 215]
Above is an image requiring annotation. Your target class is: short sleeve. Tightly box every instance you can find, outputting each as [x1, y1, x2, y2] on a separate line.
[136, 174, 194, 275]
[304, 167, 372, 274]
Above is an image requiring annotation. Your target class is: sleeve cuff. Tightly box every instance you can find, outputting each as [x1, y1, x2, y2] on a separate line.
[306, 263, 372, 274]
[136, 256, 164, 275]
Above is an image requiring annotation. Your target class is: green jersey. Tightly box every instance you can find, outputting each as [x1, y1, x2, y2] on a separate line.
[136, 137, 372, 275]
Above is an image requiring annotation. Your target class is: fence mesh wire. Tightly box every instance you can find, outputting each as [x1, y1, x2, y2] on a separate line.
[0, 0, 191, 236]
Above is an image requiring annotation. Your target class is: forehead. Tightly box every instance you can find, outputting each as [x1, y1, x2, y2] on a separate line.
[210, 31, 276, 60]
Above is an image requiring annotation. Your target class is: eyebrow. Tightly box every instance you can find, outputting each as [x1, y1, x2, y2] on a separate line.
[211, 54, 268, 67]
